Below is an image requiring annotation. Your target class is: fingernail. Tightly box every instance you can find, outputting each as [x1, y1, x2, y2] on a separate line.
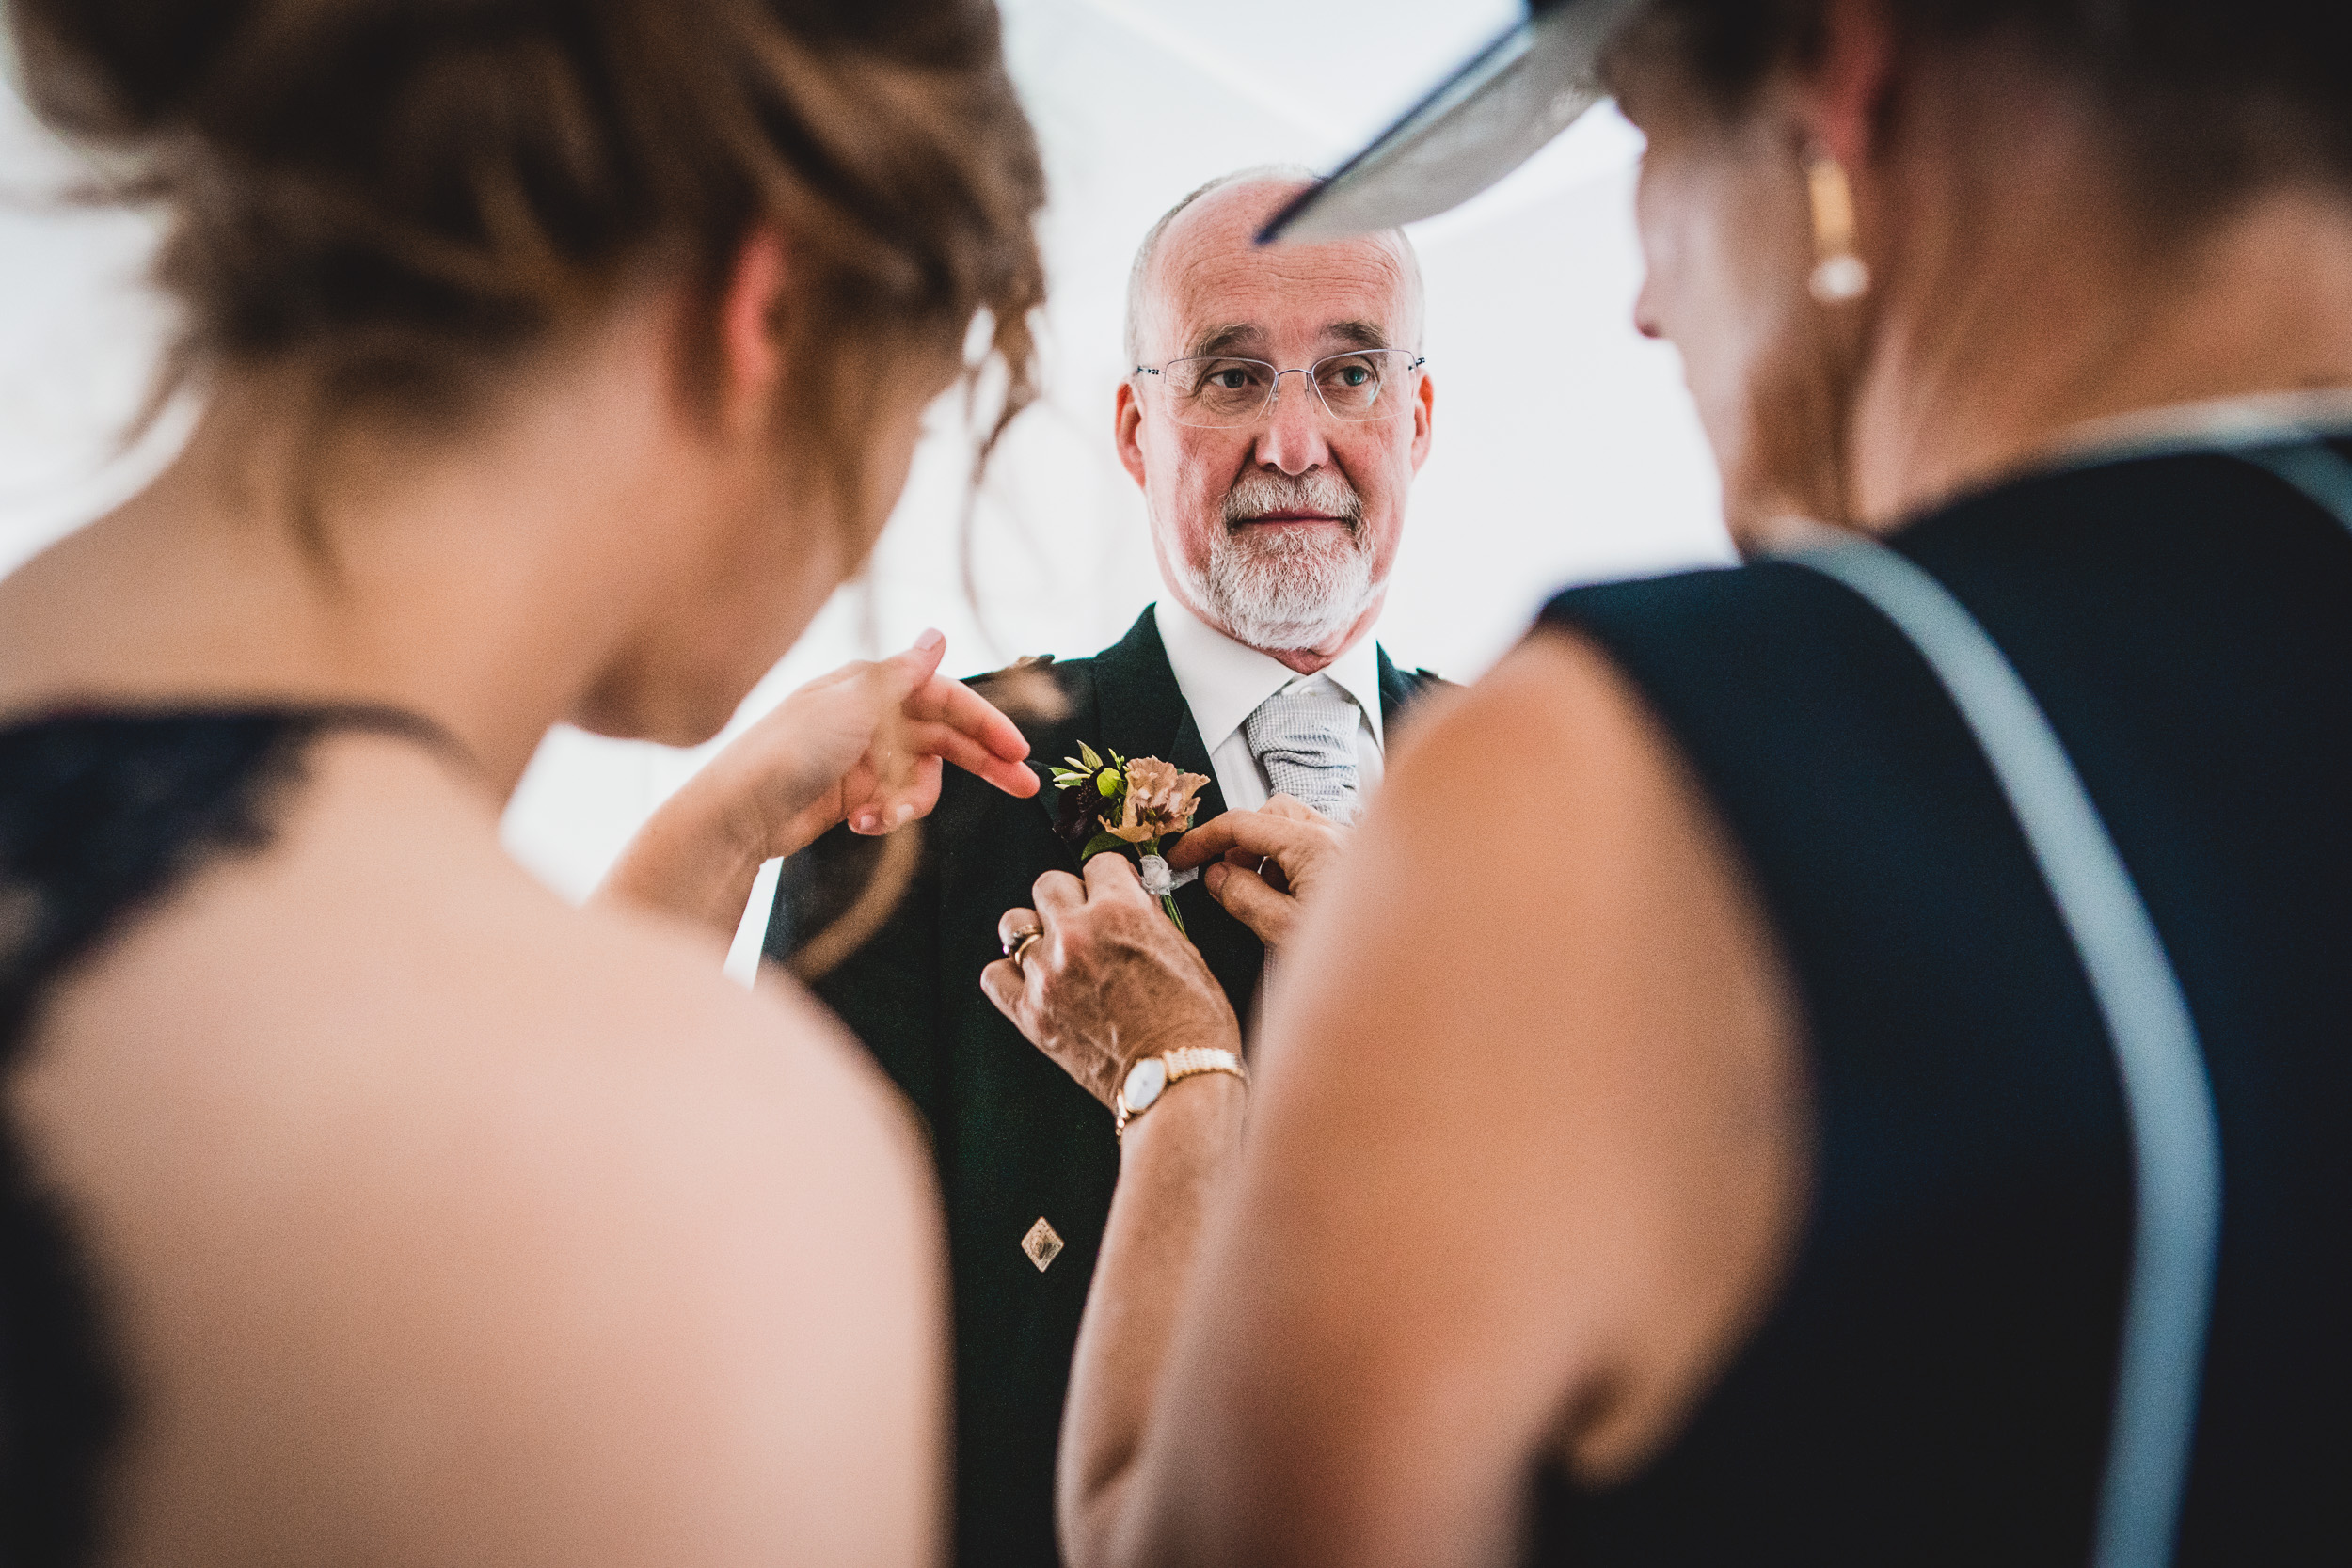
[895, 802, 915, 824]
[914, 627, 945, 651]
[854, 812, 878, 832]
[1205, 863, 1228, 894]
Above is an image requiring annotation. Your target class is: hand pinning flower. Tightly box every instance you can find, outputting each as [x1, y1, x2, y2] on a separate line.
[1047, 744, 1211, 932]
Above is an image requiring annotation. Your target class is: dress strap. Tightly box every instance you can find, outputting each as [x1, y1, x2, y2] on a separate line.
[1770, 529, 2222, 1568]
[2235, 436, 2352, 535]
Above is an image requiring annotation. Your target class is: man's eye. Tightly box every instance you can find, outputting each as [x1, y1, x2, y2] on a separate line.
[1209, 370, 1252, 390]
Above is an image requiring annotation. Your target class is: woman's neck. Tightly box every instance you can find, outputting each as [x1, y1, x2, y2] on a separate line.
[1841, 70, 2352, 529]
[0, 344, 694, 797]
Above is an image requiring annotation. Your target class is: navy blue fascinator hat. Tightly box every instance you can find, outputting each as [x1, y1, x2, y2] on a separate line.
[1259, 0, 1643, 245]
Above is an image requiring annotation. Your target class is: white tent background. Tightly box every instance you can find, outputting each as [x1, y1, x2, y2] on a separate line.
[0, 0, 1727, 970]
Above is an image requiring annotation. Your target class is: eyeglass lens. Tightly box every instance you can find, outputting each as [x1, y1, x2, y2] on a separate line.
[1154, 351, 1417, 428]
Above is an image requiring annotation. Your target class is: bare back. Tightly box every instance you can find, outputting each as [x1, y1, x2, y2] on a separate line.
[5, 722, 943, 1566]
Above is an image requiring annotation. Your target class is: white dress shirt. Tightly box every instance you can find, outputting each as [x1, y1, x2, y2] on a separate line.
[1152, 595, 1386, 815]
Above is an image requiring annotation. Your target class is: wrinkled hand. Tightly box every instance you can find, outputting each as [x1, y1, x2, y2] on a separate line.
[706, 630, 1039, 864]
[982, 854, 1242, 1111]
[1165, 793, 1349, 951]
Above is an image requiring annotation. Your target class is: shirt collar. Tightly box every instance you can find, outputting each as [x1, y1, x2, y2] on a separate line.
[1153, 595, 1387, 758]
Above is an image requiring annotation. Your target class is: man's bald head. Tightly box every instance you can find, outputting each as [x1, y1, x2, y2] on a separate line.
[1123, 167, 1425, 369]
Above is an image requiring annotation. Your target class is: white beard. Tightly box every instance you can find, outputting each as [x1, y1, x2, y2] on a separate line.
[1170, 470, 1380, 650]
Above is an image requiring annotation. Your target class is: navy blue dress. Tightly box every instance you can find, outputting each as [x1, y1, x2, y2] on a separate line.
[1531, 446, 2352, 1564]
[0, 708, 450, 1565]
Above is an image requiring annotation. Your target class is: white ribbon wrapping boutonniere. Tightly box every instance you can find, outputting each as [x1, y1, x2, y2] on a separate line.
[1049, 744, 1211, 933]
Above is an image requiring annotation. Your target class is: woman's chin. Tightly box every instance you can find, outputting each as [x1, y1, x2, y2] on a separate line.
[570, 678, 742, 751]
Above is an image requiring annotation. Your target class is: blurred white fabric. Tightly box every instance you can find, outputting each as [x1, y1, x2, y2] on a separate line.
[0, 0, 1727, 923]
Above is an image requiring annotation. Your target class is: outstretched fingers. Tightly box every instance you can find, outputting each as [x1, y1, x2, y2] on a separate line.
[1166, 809, 1320, 873]
[900, 720, 1038, 798]
[850, 633, 1038, 805]
[908, 673, 1033, 763]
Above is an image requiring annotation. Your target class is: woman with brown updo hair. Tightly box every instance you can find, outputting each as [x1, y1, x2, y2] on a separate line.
[980, 1, 2352, 1564]
[0, 1, 1044, 1563]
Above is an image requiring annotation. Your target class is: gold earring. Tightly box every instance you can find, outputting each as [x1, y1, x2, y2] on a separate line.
[1806, 152, 1870, 304]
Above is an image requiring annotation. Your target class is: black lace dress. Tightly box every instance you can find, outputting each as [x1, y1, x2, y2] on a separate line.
[0, 708, 449, 1564]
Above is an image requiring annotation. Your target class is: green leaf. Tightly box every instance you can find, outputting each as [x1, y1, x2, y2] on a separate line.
[1081, 832, 1127, 860]
[1077, 741, 1104, 770]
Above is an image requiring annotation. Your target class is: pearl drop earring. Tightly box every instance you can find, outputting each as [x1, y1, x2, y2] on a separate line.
[1807, 152, 1871, 304]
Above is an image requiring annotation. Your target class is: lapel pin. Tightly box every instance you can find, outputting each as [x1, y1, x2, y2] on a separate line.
[1021, 1217, 1064, 1272]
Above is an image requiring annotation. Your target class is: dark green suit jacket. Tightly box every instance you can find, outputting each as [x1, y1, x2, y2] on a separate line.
[765, 605, 1442, 1567]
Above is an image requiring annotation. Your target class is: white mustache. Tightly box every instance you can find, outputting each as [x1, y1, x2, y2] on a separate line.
[1220, 469, 1363, 528]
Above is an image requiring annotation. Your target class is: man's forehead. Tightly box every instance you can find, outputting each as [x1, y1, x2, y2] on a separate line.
[1186, 316, 1397, 357]
[1146, 182, 1415, 354]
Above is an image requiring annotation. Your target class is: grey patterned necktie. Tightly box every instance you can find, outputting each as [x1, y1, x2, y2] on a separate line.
[1241, 675, 1363, 824]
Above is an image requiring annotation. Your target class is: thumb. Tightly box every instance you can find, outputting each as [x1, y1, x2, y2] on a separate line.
[1203, 862, 1294, 946]
[880, 629, 949, 697]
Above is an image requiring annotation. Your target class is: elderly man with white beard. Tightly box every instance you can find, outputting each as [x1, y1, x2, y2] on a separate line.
[762, 168, 1446, 1568]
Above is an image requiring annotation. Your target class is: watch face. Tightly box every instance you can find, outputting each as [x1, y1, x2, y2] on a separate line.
[1123, 1056, 1168, 1114]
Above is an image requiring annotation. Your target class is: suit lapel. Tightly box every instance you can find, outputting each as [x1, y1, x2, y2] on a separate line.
[1015, 614, 1168, 847]
[1089, 607, 1193, 773]
[1072, 608, 1267, 1022]
[1376, 643, 1428, 726]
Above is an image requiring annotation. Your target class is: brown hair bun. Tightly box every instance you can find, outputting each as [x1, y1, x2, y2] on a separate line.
[7, 0, 1046, 465]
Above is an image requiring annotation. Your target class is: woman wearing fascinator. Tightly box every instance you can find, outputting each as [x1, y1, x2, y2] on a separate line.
[986, 1, 2352, 1563]
[0, 0, 1047, 1562]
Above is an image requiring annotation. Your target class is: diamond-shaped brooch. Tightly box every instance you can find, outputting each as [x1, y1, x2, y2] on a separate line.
[1021, 1217, 1064, 1273]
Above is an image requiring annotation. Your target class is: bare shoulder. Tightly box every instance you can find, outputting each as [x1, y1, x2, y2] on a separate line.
[16, 733, 941, 1565]
[1217, 626, 1811, 1493]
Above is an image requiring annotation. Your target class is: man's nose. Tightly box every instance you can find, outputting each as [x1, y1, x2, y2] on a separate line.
[1253, 369, 1333, 475]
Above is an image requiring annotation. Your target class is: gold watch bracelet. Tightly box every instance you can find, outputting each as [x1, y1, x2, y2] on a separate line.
[1113, 1046, 1248, 1138]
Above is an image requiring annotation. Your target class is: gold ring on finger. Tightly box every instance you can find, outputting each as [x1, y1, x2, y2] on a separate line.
[1007, 927, 1043, 972]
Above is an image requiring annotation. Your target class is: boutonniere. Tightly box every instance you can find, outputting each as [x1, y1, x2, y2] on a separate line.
[1049, 743, 1211, 933]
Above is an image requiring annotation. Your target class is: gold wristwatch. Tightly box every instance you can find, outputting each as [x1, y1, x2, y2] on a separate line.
[1113, 1047, 1248, 1138]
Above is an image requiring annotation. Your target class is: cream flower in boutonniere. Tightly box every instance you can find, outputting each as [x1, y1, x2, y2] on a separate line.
[1046, 745, 1212, 932]
[1103, 756, 1209, 844]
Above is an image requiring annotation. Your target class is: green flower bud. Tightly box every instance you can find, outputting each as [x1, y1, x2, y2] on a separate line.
[1096, 768, 1121, 797]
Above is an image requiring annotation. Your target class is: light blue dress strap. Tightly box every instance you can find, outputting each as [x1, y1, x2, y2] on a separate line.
[1771, 528, 2222, 1568]
[2233, 435, 2352, 534]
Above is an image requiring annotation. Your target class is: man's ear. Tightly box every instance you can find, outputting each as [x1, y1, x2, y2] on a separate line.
[1409, 370, 1436, 472]
[1114, 379, 1149, 488]
[717, 227, 790, 436]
